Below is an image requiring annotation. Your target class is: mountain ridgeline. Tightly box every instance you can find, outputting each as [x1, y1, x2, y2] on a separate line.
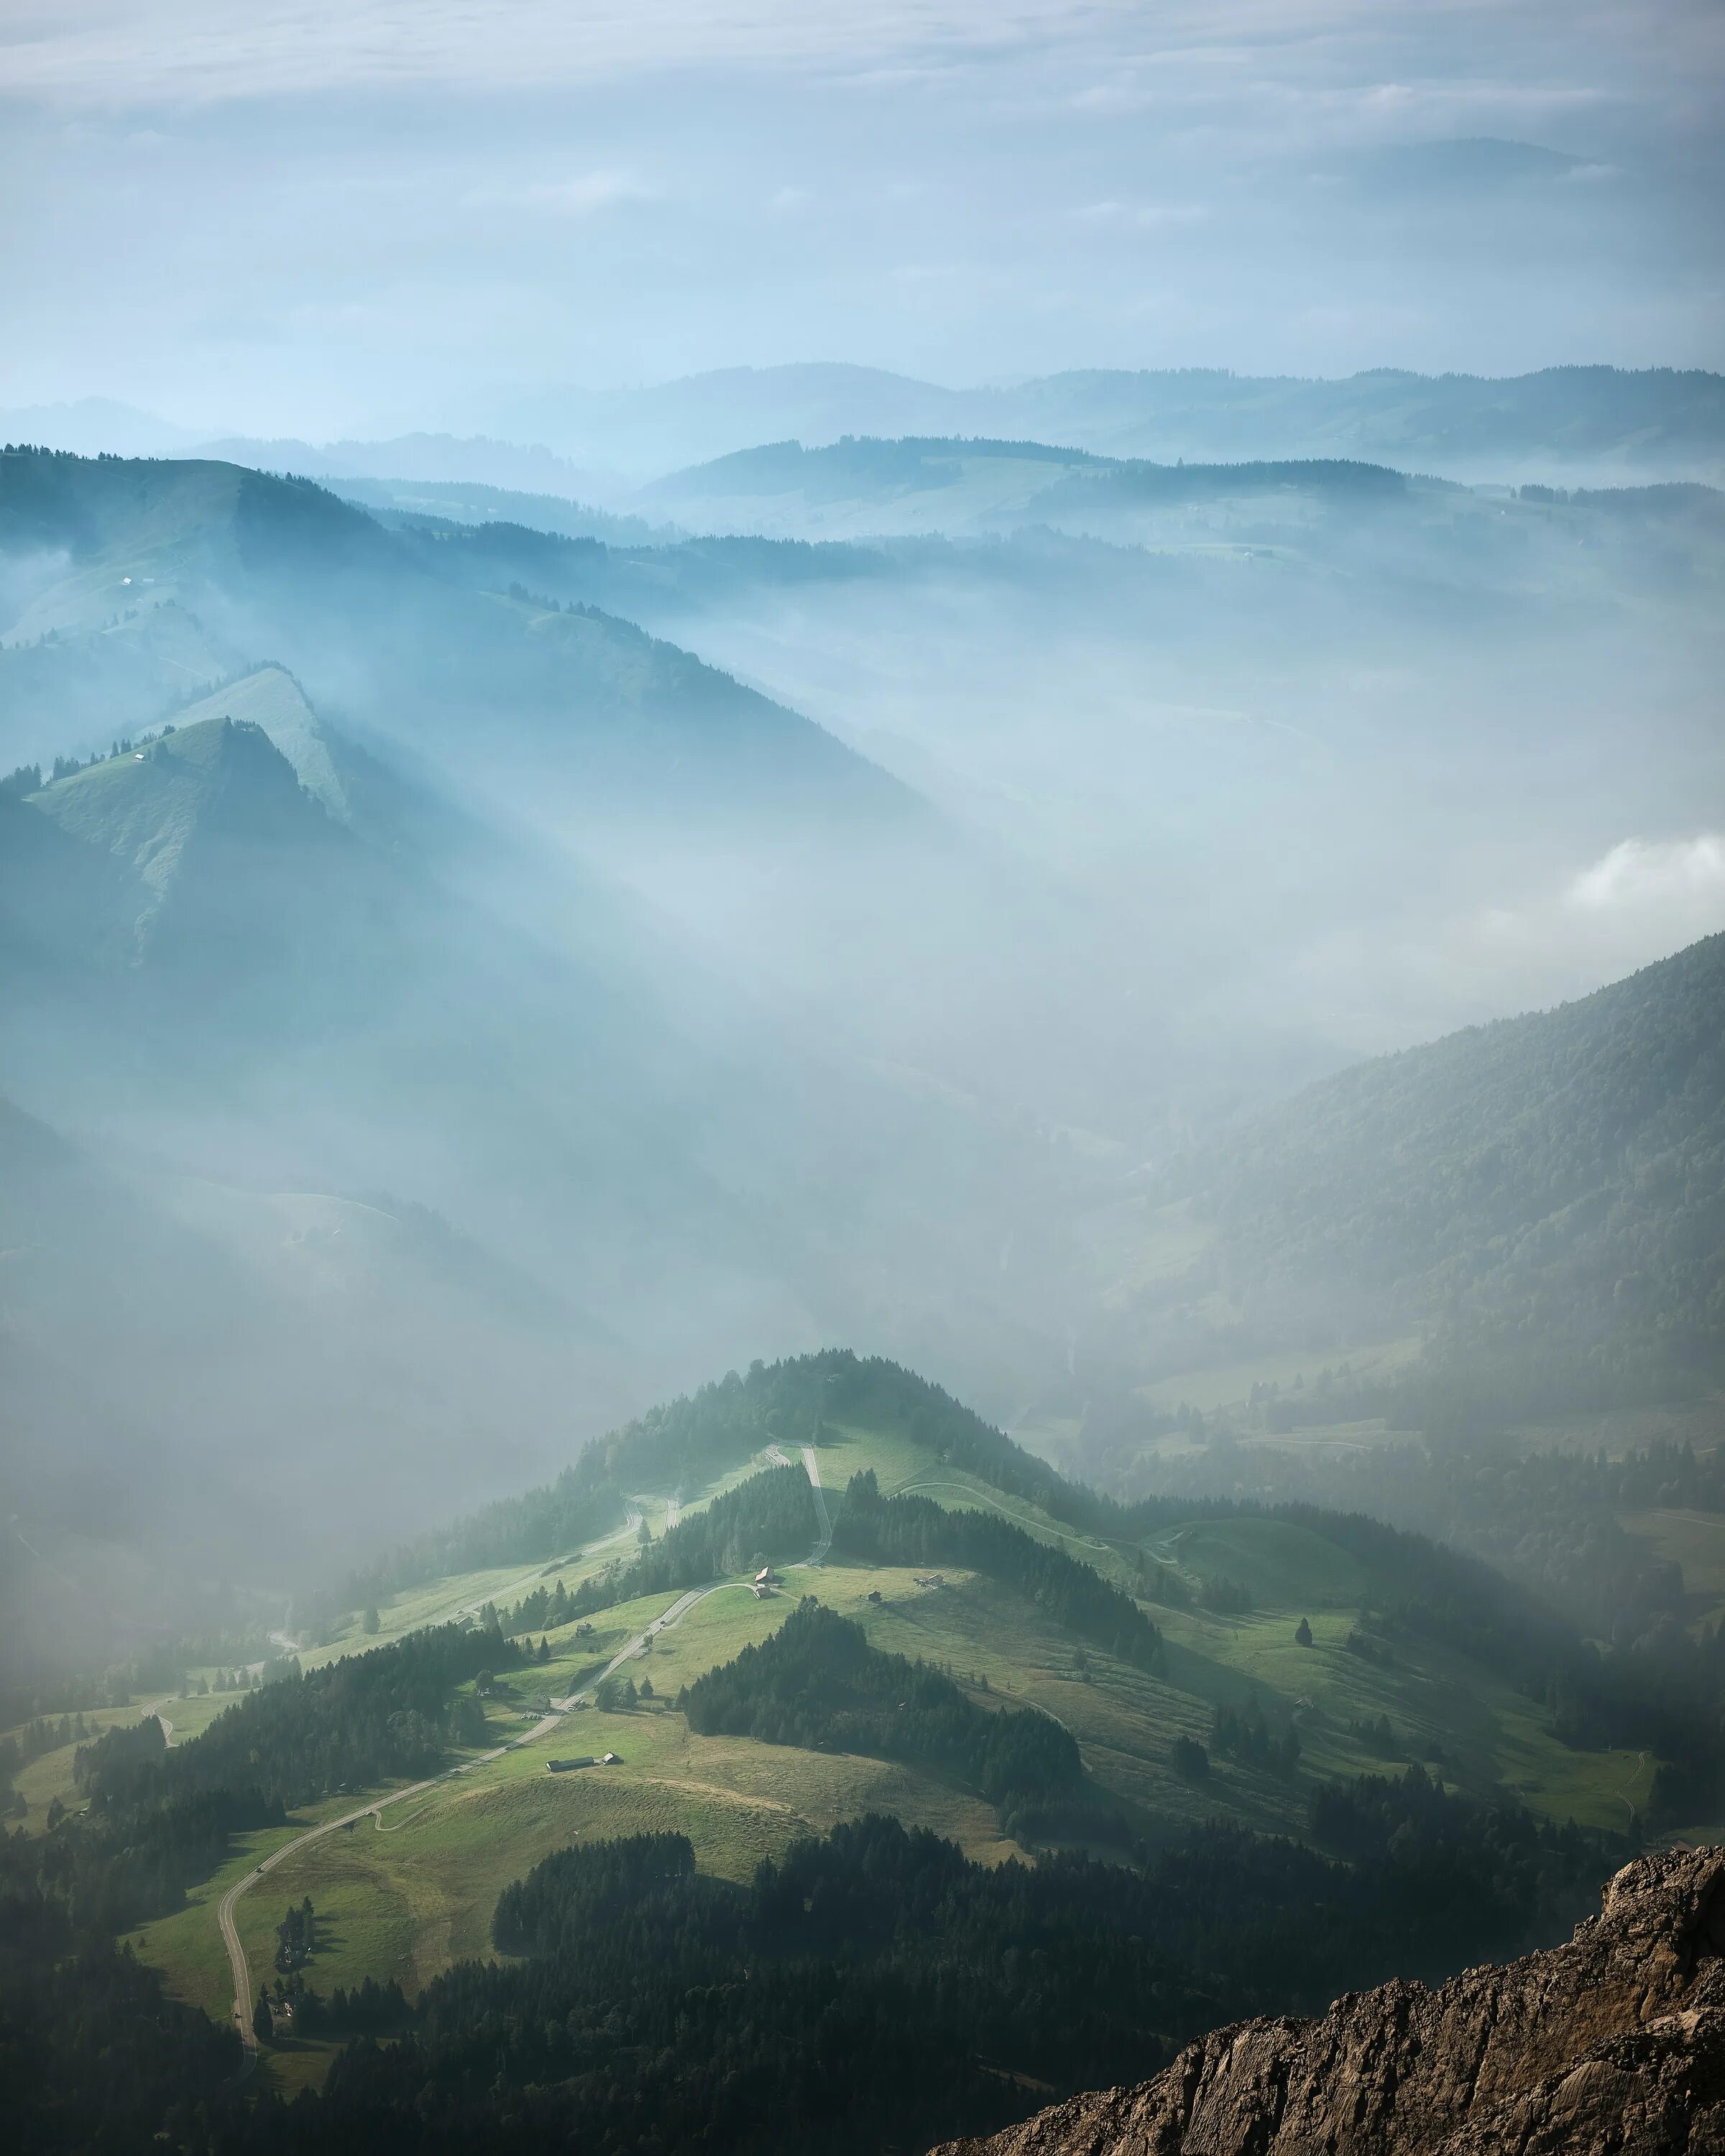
[0, 446, 911, 822]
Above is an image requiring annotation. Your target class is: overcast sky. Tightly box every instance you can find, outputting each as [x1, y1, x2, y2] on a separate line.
[1, 0, 1721, 437]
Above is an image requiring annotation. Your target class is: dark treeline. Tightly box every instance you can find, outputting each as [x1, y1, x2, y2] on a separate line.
[0, 1618, 279, 1731]
[1177, 1428, 1712, 1642]
[77, 1624, 512, 1819]
[203, 1790, 1623, 2156]
[4, 1619, 528, 2152]
[1, 1905, 240, 2156]
[680, 1598, 1092, 1842]
[1, 1713, 92, 1815]
[1213, 1701, 1302, 1777]
[289, 1975, 413, 2037]
[834, 1469, 1164, 1670]
[523, 1463, 816, 1626]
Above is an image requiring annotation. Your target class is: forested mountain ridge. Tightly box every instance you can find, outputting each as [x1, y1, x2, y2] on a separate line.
[1136, 933, 1725, 1414]
[0, 1337, 1687, 2155]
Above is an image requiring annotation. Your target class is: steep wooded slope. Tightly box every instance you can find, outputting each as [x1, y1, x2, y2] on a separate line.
[1149, 934, 1725, 1410]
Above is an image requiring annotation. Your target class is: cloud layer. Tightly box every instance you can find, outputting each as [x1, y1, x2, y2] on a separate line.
[0, 0, 1719, 432]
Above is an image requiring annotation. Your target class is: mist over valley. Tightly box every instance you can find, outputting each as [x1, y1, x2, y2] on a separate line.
[4, 6, 1724, 2152]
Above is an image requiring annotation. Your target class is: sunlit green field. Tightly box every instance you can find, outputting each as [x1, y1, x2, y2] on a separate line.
[11, 1687, 236, 1834]
[121, 1516, 1654, 2079]
[71, 1419, 1657, 2097]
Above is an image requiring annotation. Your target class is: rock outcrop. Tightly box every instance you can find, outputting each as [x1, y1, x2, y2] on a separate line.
[934, 1848, 1725, 2155]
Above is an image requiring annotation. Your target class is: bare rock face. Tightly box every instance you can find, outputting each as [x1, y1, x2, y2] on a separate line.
[933, 1848, 1725, 2156]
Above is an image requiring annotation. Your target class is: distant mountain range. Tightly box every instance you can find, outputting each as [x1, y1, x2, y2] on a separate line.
[508, 362, 1725, 485]
[7, 361, 1723, 493]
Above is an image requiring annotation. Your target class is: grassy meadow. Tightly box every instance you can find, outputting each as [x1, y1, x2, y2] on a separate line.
[6, 1418, 1652, 2093]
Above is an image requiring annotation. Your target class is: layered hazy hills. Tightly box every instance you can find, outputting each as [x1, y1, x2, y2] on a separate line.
[0, 691, 784, 1589]
[402, 441, 1725, 625]
[12, 364, 1719, 497]
[1119, 934, 1725, 1415]
[0, 468, 1104, 1574]
[504, 361, 1725, 484]
[635, 435, 1429, 541]
[0, 449, 908, 835]
[333, 474, 673, 546]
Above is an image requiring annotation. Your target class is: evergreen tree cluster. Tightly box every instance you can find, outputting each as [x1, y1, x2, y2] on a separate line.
[678, 1598, 1086, 1837]
[75, 1624, 514, 1818]
[536, 1464, 817, 1623]
[348, 1348, 1080, 1608]
[834, 1470, 1164, 1670]
[1210, 1702, 1302, 1778]
[275, 1896, 316, 1971]
[0, 1909, 240, 2156]
[206, 1790, 1624, 2156]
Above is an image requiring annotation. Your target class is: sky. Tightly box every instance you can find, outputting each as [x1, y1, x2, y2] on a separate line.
[1, 0, 1721, 438]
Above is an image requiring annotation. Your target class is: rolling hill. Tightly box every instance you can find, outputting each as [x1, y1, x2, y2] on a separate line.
[22, 367, 1723, 489]
[635, 433, 1446, 541]
[505, 362, 1725, 485]
[0, 1345, 1665, 2129]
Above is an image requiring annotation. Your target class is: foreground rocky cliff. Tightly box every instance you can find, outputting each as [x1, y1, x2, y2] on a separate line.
[935, 1848, 1725, 2155]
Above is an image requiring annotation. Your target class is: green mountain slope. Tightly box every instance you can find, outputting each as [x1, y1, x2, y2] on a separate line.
[152, 667, 351, 819]
[1137, 934, 1725, 1414]
[63, 1345, 1660, 2090]
[27, 714, 354, 971]
[0, 598, 242, 772]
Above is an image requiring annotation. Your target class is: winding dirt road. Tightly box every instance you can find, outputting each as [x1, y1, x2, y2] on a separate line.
[219, 1456, 831, 2053]
[802, 1447, 832, 1565]
[217, 1574, 741, 2050]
